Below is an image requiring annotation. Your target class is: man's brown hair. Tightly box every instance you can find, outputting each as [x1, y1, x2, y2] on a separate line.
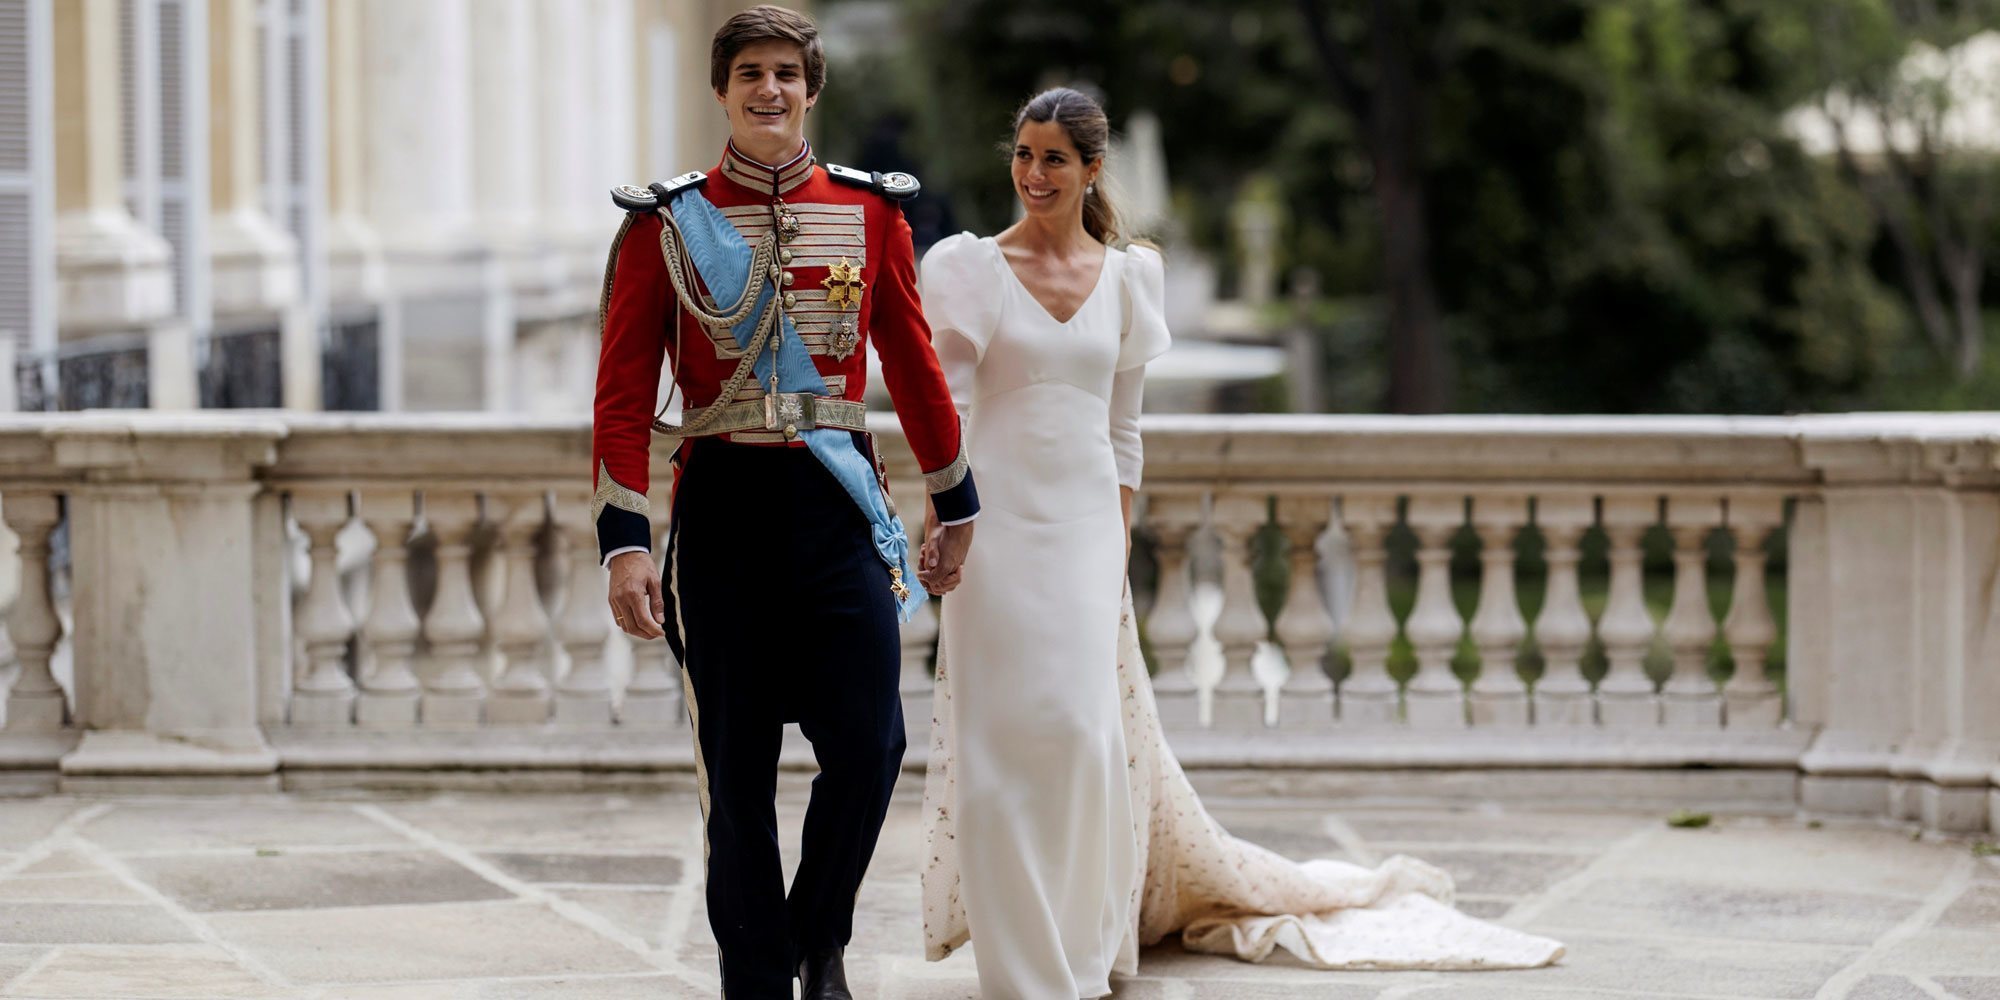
[710, 5, 826, 98]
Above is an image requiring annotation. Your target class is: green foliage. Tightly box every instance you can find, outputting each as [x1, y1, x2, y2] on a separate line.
[816, 0, 1997, 411]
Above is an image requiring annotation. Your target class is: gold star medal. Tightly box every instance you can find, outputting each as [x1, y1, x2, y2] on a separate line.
[822, 258, 867, 360]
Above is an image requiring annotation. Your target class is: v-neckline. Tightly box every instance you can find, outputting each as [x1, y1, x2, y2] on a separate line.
[992, 238, 1112, 326]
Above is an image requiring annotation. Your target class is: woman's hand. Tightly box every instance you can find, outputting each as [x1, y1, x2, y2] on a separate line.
[918, 497, 967, 594]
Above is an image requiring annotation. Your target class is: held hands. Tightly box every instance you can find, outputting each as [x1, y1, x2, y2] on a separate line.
[917, 502, 974, 595]
[607, 550, 668, 641]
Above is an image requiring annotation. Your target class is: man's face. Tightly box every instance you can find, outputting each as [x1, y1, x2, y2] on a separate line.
[717, 40, 814, 157]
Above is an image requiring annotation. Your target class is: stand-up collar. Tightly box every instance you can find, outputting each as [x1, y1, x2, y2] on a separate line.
[719, 140, 816, 198]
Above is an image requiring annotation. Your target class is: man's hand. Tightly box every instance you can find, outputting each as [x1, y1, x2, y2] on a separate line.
[608, 550, 668, 640]
[920, 518, 974, 594]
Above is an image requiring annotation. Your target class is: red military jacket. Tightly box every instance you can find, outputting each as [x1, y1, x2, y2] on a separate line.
[591, 141, 977, 559]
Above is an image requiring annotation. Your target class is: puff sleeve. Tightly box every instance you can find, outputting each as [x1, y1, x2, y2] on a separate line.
[1116, 244, 1172, 371]
[919, 233, 1001, 361]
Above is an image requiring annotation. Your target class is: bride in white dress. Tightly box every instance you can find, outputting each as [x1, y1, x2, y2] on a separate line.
[915, 88, 1563, 999]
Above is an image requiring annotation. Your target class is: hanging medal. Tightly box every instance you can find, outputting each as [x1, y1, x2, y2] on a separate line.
[822, 257, 866, 361]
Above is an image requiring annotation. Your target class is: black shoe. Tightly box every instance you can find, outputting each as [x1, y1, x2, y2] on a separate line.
[797, 947, 852, 1000]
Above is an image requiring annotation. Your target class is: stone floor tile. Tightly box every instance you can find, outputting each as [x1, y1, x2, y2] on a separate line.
[1874, 928, 2000, 976]
[1936, 976, 2000, 999]
[1936, 884, 2000, 929]
[1532, 876, 1923, 946]
[316, 975, 706, 1000]
[1840, 975, 1936, 999]
[3, 944, 292, 998]
[14, 850, 102, 876]
[203, 901, 654, 984]
[0, 873, 151, 903]
[1336, 808, 1651, 848]
[373, 795, 699, 852]
[1398, 987, 1720, 1000]
[125, 850, 513, 912]
[551, 888, 676, 950]
[1455, 898, 1517, 919]
[1450, 932, 1858, 999]
[1392, 848, 1591, 897]
[78, 801, 402, 853]
[1124, 944, 1423, 986]
[0, 903, 197, 945]
[1121, 978, 1385, 998]
[481, 852, 682, 887]
[1596, 823, 1965, 898]
[1205, 819, 1351, 863]
[0, 945, 50, 985]
[0, 800, 84, 851]
[850, 880, 926, 959]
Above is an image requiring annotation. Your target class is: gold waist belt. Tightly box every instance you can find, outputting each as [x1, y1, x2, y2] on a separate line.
[658, 392, 867, 441]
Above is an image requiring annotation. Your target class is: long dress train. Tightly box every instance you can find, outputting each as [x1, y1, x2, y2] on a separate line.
[923, 588, 1566, 972]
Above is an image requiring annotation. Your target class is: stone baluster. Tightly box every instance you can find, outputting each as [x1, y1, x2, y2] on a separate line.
[619, 486, 681, 726]
[552, 489, 616, 727]
[1468, 494, 1530, 726]
[418, 492, 489, 725]
[486, 492, 554, 724]
[1209, 494, 1272, 728]
[1597, 495, 1662, 727]
[289, 489, 359, 726]
[355, 490, 422, 727]
[1531, 494, 1597, 725]
[1141, 492, 1204, 728]
[3, 494, 68, 730]
[1404, 496, 1469, 727]
[1661, 495, 1724, 727]
[1337, 495, 1400, 724]
[1273, 495, 1337, 728]
[1722, 496, 1785, 727]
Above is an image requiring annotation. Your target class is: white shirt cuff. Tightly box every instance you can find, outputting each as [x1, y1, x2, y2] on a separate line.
[938, 512, 978, 527]
[601, 545, 653, 568]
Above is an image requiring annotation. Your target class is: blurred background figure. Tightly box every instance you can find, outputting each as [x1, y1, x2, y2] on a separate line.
[2, 0, 1995, 418]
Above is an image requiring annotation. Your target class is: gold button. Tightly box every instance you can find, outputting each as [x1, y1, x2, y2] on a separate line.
[779, 249, 794, 264]
[781, 271, 794, 287]
[783, 423, 799, 439]
[783, 292, 797, 309]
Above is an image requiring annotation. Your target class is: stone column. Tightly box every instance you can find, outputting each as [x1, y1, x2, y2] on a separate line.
[207, 0, 298, 318]
[363, 0, 510, 411]
[53, 417, 284, 791]
[469, 0, 556, 298]
[1721, 495, 1784, 728]
[52, 0, 174, 334]
[1596, 495, 1661, 727]
[322, 0, 382, 307]
[1660, 494, 1723, 728]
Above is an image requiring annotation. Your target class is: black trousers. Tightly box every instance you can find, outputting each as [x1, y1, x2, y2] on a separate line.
[663, 438, 907, 999]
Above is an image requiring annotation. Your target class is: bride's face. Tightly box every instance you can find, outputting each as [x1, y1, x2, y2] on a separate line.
[1011, 120, 1099, 223]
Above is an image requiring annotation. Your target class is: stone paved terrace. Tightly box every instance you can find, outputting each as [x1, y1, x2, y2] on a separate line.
[0, 793, 1994, 999]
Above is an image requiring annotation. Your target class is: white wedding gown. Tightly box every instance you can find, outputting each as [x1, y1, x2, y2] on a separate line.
[916, 234, 1563, 998]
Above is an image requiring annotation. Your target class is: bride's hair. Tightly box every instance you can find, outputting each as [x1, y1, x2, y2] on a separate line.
[1011, 87, 1125, 247]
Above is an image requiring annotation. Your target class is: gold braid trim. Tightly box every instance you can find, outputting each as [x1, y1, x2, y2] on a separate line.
[591, 460, 650, 525]
[923, 447, 971, 494]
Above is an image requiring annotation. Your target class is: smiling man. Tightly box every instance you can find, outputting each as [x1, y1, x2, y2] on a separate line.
[588, 5, 977, 999]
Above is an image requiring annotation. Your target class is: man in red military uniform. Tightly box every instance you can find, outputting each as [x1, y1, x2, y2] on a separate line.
[590, 6, 975, 999]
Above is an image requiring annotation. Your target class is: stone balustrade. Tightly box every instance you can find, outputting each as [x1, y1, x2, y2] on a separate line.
[0, 412, 1993, 835]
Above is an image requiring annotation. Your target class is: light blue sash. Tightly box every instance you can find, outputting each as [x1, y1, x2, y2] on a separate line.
[667, 190, 927, 621]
